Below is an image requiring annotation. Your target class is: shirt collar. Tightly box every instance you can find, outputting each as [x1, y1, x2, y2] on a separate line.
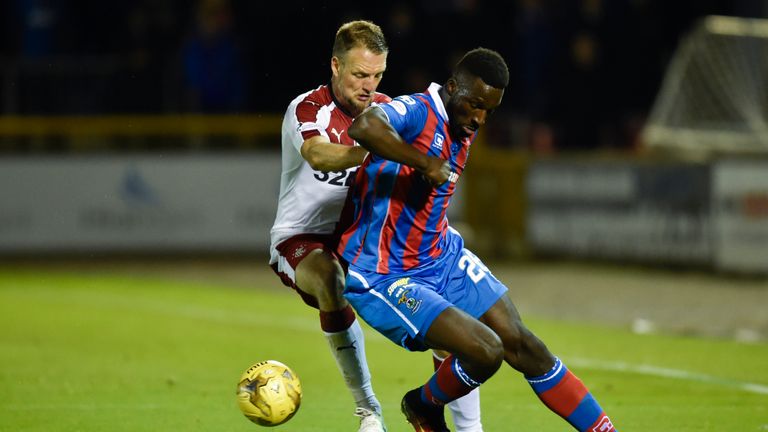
[328, 82, 355, 118]
[427, 82, 449, 122]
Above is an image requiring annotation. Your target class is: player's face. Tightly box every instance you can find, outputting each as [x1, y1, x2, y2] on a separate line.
[445, 76, 504, 139]
[331, 47, 387, 117]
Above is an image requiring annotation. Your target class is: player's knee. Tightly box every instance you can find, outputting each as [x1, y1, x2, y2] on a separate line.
[297, 250, 342, 282]
[468, 327, 504, 376]
[312, 269, 345, 304]
[500, 321, 549, 369]
[499, 320, 528, 360]
[295, 252, 346, 305]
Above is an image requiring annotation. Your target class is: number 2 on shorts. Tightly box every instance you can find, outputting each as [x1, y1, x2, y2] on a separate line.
[458, 250, 488, 283]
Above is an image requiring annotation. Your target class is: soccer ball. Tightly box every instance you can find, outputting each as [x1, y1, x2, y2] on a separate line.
[236, 360, 302, 426]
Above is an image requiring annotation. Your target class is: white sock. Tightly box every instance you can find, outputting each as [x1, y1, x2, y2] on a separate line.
[448, 387, 483, 432]
[324, 319, 381, 415]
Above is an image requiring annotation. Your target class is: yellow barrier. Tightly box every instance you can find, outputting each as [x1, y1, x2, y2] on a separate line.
[0, 114, 282, 137]
[464, 133, 530, 258]
[0, 114, 283, 151]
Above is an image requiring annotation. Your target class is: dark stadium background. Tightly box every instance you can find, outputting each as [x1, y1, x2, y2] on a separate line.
[1, 0, 764, 151]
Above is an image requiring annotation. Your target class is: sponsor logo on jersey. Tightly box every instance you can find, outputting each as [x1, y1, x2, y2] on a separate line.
[448, 171, 459, 183]
[398, 95, 417, 105]
[390, 100, 407, 116]
[386, 277, 410, 296]
[432, 133, 444, 151]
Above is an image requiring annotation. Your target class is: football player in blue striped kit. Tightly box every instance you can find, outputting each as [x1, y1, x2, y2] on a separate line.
[337, 47, 619, 432]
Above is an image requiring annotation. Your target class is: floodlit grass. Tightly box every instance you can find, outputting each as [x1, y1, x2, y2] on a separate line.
[1, 269, 766, 431]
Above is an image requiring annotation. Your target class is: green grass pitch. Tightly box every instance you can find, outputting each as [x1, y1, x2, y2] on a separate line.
[1, 268, 766, 431]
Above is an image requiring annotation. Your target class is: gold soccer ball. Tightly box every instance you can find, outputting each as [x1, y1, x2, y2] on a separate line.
[236, 360, 302, 426]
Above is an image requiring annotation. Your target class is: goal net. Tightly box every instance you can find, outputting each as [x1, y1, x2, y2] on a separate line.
[643, 15, 768, 156]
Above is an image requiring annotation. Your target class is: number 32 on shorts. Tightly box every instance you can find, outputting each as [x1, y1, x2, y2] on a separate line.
[458, 250, 488, 283]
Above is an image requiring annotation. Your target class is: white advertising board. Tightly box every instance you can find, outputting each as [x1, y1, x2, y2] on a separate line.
[0, 153, 466, 254]
[712, 159, 768, 273]
[527, 160, 712, 264]
[0, 154, 281, 252]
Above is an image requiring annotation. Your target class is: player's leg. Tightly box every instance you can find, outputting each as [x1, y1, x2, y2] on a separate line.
[294, 249, 383, 429]
[432, 350, 483, 432]
[343, 268, 501, 432]
[480, 295, 617, 431]
[275, 237, 384, 432]
[443, 244, 618, 431]
[395, 245, 510, 429]
[399, 306, 501, 432]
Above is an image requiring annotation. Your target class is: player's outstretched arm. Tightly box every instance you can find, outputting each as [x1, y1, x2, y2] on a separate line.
[300, 135, 369, 172]
[349, 107, 450, 186]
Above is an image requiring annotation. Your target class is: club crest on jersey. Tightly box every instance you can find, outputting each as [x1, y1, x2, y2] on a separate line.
[397, 289, 422, 314]
[292, 245, 307, 260]
[386, 278, 422, 314]
[431, 133, 444, 151]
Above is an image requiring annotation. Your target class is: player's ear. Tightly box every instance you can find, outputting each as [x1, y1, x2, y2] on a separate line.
[445, 77, 458, 96]
[331, 56, 342, 77]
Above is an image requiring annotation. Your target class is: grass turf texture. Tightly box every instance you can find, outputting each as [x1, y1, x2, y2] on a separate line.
[1, 269, 766, 431]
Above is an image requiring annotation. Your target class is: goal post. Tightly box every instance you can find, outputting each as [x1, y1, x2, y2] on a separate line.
[643, 15, 768, 157]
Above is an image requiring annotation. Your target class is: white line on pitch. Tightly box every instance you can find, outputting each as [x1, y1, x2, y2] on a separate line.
[568, 357, 768, 395]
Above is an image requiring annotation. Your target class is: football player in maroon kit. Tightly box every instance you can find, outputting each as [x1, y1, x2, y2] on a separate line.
[268, 20, 485, 432]
[268, 21, 389, 431]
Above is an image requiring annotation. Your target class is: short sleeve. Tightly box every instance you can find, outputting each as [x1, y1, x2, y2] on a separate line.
[377, 95, 427, 141]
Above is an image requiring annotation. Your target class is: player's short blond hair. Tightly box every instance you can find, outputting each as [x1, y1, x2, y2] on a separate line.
[332, 20, 388, 60]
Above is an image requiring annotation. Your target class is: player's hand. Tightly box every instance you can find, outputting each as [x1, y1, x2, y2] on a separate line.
[420, 157, 451, 186]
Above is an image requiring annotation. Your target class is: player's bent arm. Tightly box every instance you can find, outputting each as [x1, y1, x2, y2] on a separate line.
[349, 107, 449, 185]
[300, 135, 369, 172]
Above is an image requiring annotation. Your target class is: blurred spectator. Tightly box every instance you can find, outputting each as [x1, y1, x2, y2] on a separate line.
[2, 0, 764, 125]
[507, 0, 559, 152]
[7, 0, 68, 114]
[513, 0, 557, 119]
[383, 2, 430, 93]
[599, 0, 661, 151]
[178, 0, 246, 113]
[17, 0, 62, 58]
[110, 1, 180, 113]
[546, 0, 610, 151]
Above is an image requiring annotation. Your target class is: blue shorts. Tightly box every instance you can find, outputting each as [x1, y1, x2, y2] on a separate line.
[344, 232, 508, 351]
